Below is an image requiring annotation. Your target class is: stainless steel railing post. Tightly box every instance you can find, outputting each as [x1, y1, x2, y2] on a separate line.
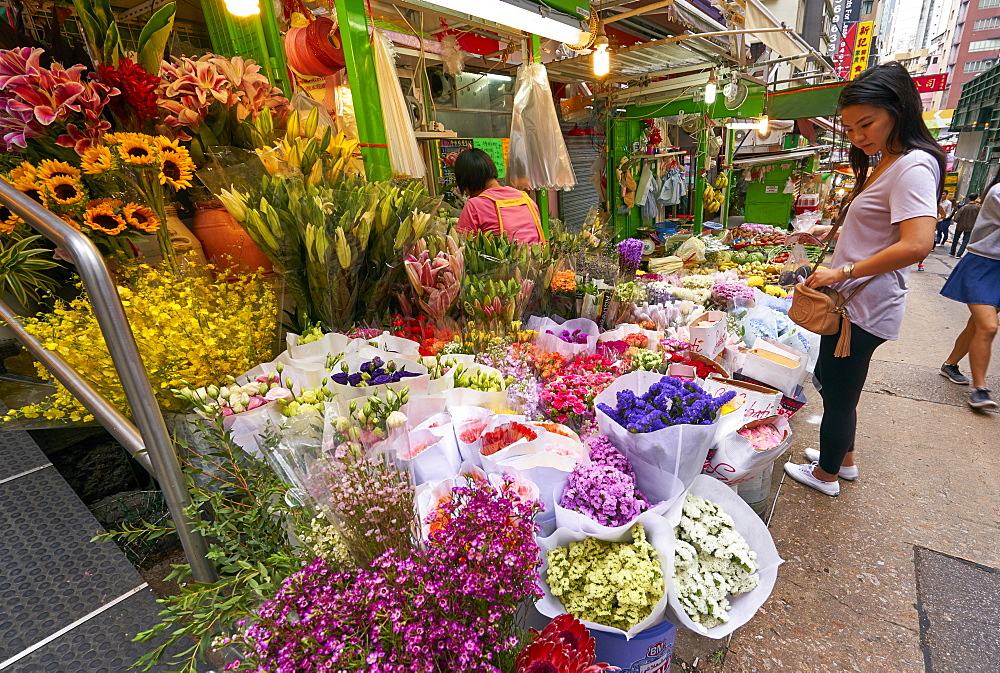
[0, 179, 216, 584]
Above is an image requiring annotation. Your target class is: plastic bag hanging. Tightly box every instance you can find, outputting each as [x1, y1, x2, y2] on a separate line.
[507, 63, 577, 191]
[372, 29, 426, 178]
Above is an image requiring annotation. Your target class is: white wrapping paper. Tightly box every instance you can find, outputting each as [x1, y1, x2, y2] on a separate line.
[664, 475, 784, 639]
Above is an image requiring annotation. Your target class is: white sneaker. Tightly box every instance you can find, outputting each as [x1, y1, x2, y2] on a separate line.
[783, 461, 841, 496]
[803, 448, 859, 480]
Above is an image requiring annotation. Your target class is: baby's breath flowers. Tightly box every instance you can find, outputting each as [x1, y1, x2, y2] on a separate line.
[545, 523, 664, 630]
[673, 494, 759, 632]
[4, 262, 277, 423]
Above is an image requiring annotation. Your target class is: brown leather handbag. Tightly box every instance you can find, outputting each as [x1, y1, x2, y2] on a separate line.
[787, 205, 873, 358]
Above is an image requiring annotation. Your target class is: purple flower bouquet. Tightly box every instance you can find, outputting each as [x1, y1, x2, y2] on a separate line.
[594, 371, 737, 486]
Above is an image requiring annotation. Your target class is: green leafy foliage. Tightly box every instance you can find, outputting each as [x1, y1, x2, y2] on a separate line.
[94, 417, 307, 673]
[0, 234, 60, 308]
[136, 3, 176, 75]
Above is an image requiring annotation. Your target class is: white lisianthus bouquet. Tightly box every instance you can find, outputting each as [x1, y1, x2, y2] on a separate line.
[673, 493, 760, 632]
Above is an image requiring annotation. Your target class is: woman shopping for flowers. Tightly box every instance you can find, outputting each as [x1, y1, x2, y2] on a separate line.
[454, 148, 545, 244]
[784, 62, 945, 497]
[938, 173, 1000, 409]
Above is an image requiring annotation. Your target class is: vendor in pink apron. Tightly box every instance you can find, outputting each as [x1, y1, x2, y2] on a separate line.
[454, 148, 545, 244]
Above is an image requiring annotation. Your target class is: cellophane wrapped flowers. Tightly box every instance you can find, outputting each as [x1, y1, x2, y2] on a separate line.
[560, 435, 650, 527]
[231, 478, 543, 672]
[545, 523, 664, 631]
[598, 375, 734, 432]
[673, 494, 759, 632]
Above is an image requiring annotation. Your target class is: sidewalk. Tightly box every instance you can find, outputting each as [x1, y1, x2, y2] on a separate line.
[675, 246, 1000, 672]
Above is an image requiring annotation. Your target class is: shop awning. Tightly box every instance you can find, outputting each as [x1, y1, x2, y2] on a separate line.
[742, 0, 809, 70]
[766, 82, 846, 120]
[732, 146, 830, 167]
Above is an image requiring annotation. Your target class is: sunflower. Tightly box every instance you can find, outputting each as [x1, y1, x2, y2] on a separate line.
[37, 159, 81, 181]
[117, 135, 157, 166]
[158, 149, 195, 190]
[19, 184, 49, 208]
[122, 203, 160, 232]
[8, 162, 37, 185]
[154, 136, 182, 152]
[59, 213, 82, 231]
[81, 145, 114, 175]
[83, 202, 128, 235]
[0, 204, 22, 233]
[44, 175, 85, 206]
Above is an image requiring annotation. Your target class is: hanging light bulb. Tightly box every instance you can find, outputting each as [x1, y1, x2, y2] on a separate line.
[757, 114, 770, 135]
[225, 0, 260, 17]
[592, 25, 610, 78]
[705, 71, 718, 104]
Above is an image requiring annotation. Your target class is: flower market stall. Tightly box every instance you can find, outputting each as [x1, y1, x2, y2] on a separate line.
[0, 0, 840, 671]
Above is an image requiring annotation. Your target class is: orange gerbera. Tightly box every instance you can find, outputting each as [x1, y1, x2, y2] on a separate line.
[122, 203, 160, 232]
[37, 160, 81, 181]
[83, 203, 128, 235]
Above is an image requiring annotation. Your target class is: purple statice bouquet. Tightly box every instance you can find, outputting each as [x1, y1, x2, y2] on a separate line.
[547, 328, 589, 344]
[598, 375, 736, 432]
[711, 279, 755, 304]
[617, 238, 645, 273]
[230, 478, 542, 672]
[561, 435, 649, 527]
[331, 356, 421, 387]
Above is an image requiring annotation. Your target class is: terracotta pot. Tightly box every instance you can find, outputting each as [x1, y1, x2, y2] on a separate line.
[191, 200, 273, 273]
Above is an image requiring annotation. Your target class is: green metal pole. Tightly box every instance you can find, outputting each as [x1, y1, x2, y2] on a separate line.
[334, 0, 392, 180]
[693, 104, 708, 235]
[530, 34, 550, 239]
[722, 127, 735, 228]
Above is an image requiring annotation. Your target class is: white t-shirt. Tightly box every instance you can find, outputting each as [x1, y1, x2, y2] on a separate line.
[940, 198, 954, 219]
[829, 149, 941, 340]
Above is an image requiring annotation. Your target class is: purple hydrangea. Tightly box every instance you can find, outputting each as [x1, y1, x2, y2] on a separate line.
[597, 375, 735, 432]
[561, 435, 650, 527]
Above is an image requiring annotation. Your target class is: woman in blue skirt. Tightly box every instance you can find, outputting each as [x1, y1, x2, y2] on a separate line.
[940, 175, 1000, 409]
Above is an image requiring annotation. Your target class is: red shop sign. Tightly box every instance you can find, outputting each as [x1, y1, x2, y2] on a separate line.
[914, 74, 948, 93]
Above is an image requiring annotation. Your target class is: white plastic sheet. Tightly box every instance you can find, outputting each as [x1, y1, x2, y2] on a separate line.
[664, 475, 784, 639]
[372, 29, 425, 178]
[536, 511, 676, 640]
[594, 371, 725, 486]
[506, 63, 576, 191]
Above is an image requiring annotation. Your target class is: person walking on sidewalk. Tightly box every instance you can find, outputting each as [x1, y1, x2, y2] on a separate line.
[919, 191, 954, 269]
[939, 175, 1000, 409]
[950, 194, 981, 258]
[934, 192, 953, 248]
[784, 62, 944, 497]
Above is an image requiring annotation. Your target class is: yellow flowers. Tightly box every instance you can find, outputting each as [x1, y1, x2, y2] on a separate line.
[81, 145, 113, 174]
[83, 200, 128, 235]
[44, 175, 85, 206]
[4, 262, 277, 422]
[158, 149, 195, 189]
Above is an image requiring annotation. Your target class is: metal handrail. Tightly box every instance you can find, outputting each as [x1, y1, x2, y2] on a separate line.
[0, 179, 216, 584]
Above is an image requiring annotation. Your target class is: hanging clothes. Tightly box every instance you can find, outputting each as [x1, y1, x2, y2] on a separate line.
[657, 167, 685, 206]
[635, 162, 656, 207]
[617, 158, 637, 209]
[643, 174, 660, 219]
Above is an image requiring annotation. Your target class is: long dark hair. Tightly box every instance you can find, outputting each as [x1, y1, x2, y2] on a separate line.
[838, 62, 946, 196]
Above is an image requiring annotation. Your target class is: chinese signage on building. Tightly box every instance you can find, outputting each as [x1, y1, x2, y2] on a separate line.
[829, 0, 863, 58]
[913, 74, 949, 93]
[850, 22, 875, 80]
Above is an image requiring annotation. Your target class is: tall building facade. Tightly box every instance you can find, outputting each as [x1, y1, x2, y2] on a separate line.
[940, 0, 1000, 109]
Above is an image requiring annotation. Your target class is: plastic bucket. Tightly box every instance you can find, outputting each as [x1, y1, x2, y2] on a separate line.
[737, 460, 774, 517]
[591, 619, 676, 673]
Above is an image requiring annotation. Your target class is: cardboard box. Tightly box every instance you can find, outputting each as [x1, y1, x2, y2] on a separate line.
[740, 338, 808, 397]
[687, 311, 728, 360]
[703, 375, 783, 421]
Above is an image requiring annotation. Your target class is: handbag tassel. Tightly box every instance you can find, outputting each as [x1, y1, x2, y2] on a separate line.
[834, 314, 852, 358]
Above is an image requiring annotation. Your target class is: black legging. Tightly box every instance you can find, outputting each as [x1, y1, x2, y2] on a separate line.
[813, 322, 886, 475]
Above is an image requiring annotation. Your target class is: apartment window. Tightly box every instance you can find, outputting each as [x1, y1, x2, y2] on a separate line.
[981, 0, 1000, 8]
[974, 16, 1000, 30]
[969, 38, 1000, 51]
[964, 58, 999, 72]
[862, 0, 873, 13]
